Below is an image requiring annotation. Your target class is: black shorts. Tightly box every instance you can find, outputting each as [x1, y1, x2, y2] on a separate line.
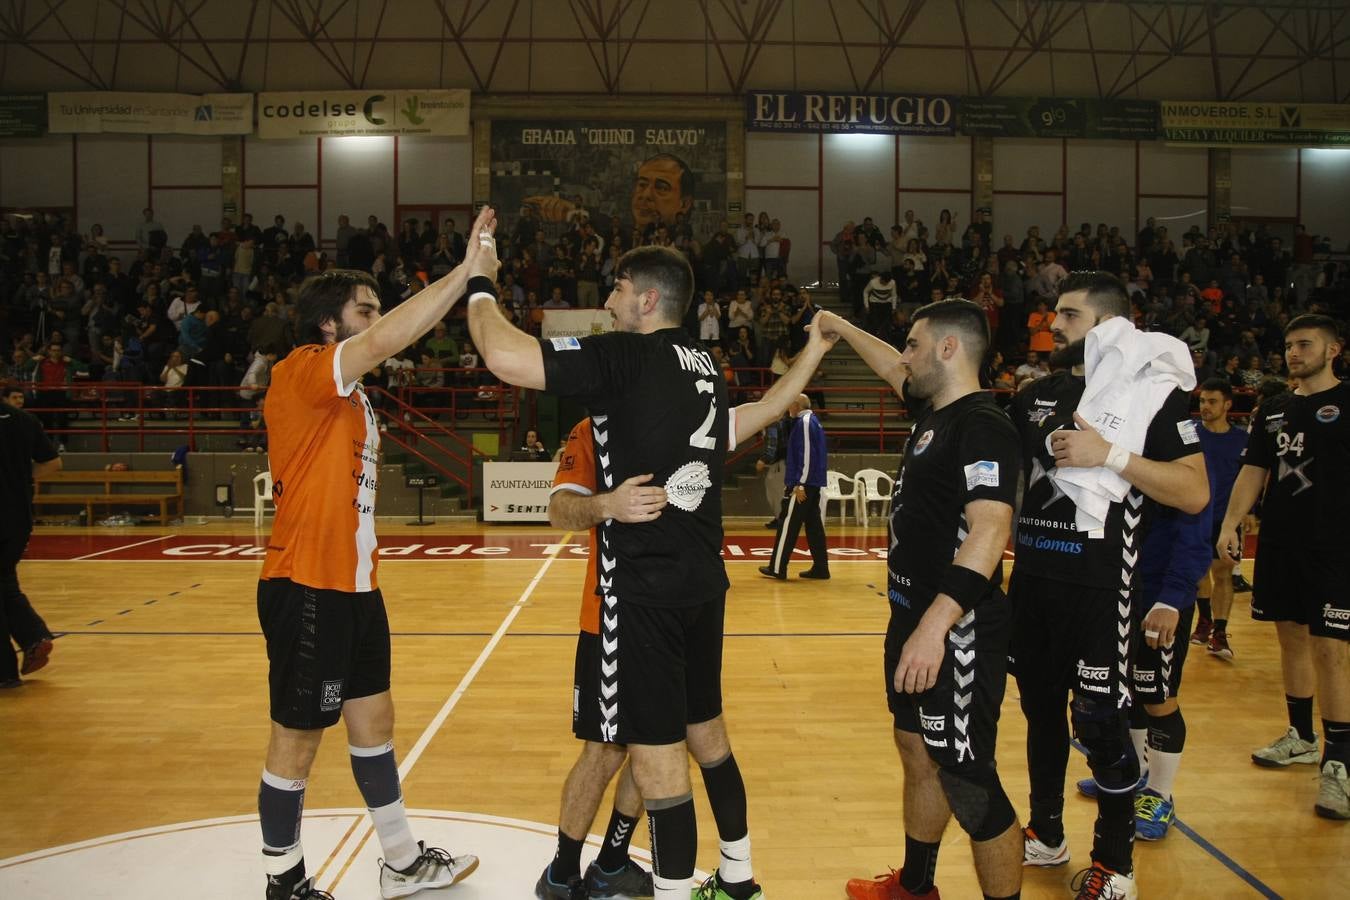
[1252, 543, 1350, 640]
[884, 595, 1010, 768]
[572, 630, 607, 743]
[1211, 522, 1243, 562]
[257, 578, 392, 730]
[1130, 603, 1193, 704]
[1009, 572, 1132, 708]
[597, 595, 725, 745]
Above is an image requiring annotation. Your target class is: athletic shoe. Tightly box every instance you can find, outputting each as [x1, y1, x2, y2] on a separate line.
[1189, 618, 1212, 645]
[1021, 827, 1069, 867]
[1251, 726, 1320, 768]
[1070, 863, 1137, 899]
[585, 858, 654, 898]
[271, 876, 334, 900]
[693, 869, 763, 899]
[798, 569, 830, 580]
[757, 566, 785, 580]
[1206, 630, 1234, 661]
[20, 638, 52, 675]
[1232, 572, 1252, 592]
[844, 866, 941, 899]
[379, 842, 478, 898]
[535, 865, 587, 900]
[1076, 772, 1147, 799]
[1315, 760, 1350, 820]
[0, 678, 20, 689]
[1133, 788, 1175, 840]
[763, 519, 779, 530]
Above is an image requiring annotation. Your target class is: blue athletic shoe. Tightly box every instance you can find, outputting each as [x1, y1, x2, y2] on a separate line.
[1134, 788, 1175, 840]
[1076, 772, 1148, 799]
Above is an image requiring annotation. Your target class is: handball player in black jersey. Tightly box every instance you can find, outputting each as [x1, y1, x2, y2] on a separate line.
[816, 302, 1025, 900]
[468, 244, 835, 900]
[1216, 314, 1350, 820]
[1008, 272, 1208, 900]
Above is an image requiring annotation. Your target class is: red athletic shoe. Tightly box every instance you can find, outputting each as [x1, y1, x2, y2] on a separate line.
[20, 638, 52, 675]
[1189, 618, 1212, 646]
[1207, 630, 1234, 661]
[845, 868, 940, 900]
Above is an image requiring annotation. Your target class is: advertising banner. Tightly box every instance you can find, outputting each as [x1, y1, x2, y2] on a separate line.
[0, 94, 47, 136]
[746, 91, 956, 135]
[257, 90, 469, 138]
[482, 461, 558, 522]
[1161, 101, 1350, 146]
[541, 309, 614, 340]
[47, 92, 252, 134]
[490, 120, 727, 241]
[957, 97, 1159, 139]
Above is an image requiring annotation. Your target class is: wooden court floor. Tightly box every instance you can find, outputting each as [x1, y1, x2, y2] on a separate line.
[0, 520, 1343, 898]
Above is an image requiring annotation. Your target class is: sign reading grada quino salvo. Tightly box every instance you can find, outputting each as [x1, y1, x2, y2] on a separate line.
[747, 91, 956, 136]
[258, 90, 470, 139]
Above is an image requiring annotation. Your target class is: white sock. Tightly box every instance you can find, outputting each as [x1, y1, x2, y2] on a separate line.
[370, 798, 419, 871]
[262, 843, 303, 876]
[1129, 727, 1149, 779]
[719, 834, 753, 884]
[1147, 750, 1182, 800]
[655, 875, 691, 898]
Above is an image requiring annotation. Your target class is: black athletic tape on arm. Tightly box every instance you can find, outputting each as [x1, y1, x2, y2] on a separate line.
[939, 563, 990, 613]
[467, 275, 497, 300]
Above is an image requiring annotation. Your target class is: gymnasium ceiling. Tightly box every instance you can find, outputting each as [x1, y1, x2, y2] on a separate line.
[0, 0, 1347, 102]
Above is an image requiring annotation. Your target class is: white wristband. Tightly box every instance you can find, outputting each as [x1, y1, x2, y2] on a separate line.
[1104, 443, 1130, 474]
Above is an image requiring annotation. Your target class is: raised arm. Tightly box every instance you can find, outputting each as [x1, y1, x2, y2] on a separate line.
[732, 317, 837, 443]
[340, 207, 497, 386]
[811, 308, 907, 397]
[466, 237, 546, 389]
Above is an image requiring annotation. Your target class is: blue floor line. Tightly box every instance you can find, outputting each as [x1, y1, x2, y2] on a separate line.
[1070, 740, 1282, 898]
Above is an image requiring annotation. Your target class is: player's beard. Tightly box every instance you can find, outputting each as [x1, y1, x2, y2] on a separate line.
[905, 350, 942, 400]
[1288, 355, 1326, 380]
[1049, 337, 1086, 369]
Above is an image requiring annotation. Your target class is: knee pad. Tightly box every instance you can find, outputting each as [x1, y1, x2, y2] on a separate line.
[937, 761, 1016, 842]
[1071, 693, 1138, 791]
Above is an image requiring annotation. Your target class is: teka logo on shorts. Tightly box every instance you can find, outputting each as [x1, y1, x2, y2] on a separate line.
[1134, 669, 1156, 683]
[1074, 658, 1107, 685]
[920, 712, 946, 733]
[664, 461, 712, 512]
[320, 679, 344, 711]
[1316, 405, 1340, 424]
[912, 429, 934, 455]
[1324, 602, 1350, 630]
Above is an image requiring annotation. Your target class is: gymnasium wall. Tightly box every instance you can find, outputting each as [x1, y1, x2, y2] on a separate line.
[4, 130, 1348, 289]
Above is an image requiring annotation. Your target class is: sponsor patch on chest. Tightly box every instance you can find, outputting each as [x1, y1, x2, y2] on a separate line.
[664, 461, 712, 512]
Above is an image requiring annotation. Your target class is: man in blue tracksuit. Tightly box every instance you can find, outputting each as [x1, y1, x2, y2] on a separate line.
[1079, 496, 1211, 844]
[760, 394, 829, 580]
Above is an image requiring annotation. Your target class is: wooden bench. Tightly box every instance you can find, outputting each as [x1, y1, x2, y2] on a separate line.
[34, 468, 184, 526]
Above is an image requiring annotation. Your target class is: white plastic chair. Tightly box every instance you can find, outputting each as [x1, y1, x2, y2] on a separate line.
[854, 468, 895, 528]
[253, 471, 274, 527]
[822, 470, 861, 524]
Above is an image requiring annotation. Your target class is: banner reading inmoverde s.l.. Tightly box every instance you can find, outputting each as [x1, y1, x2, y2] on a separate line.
[1161, 101, 1350, 147]
[48, 92, 252, 134]
[257, 90, 469, 138]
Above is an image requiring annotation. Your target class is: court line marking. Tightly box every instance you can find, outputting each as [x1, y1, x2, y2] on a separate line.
[1069, 740, 1281, 899]
[321, 533, 574, 894]
[69, 535, 173, 560]
[52, 630, 888, 638]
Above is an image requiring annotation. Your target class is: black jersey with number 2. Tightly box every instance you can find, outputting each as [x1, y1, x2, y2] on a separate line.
[889, 391, 1021, 620]
[542, 328, 730, 607]
[1010, 372, 1198, 589]
[1243, 380, 1350, 549]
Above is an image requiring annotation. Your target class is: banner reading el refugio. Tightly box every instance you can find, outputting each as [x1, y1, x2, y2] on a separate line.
[746, 91, 957, 136]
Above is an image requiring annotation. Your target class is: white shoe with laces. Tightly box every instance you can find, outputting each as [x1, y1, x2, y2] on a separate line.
[1251, 725, 1320, 767]
[379, 841, 479, 898]
[1316, 760, 1350, 820]
[1022, 827, 1069, 867]
[1071, 863, 1137, 899]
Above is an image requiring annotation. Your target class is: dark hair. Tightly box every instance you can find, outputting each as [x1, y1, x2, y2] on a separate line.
[1284, 313, 1342, 345]
[296, 269, 380, 345]
[1256, 377, 1290, 403]
[640, 153, 695, 198]
[2, 383, 21, 397]
[615, 245, 694, 322]
[912, 298, 990, 364]
[1199, 377, 1233, 398]
[1058, 270, 1130, 318]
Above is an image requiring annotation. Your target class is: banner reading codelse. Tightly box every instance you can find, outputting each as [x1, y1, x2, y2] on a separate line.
[257, 90, 469, 139]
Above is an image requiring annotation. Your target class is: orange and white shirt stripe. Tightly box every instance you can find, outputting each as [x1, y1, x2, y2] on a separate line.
[551, 419, 601, 634]
[261, 341, 381, 593]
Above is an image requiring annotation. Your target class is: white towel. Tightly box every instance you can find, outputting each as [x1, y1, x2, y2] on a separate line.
[1049, 317, 1196, 533]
